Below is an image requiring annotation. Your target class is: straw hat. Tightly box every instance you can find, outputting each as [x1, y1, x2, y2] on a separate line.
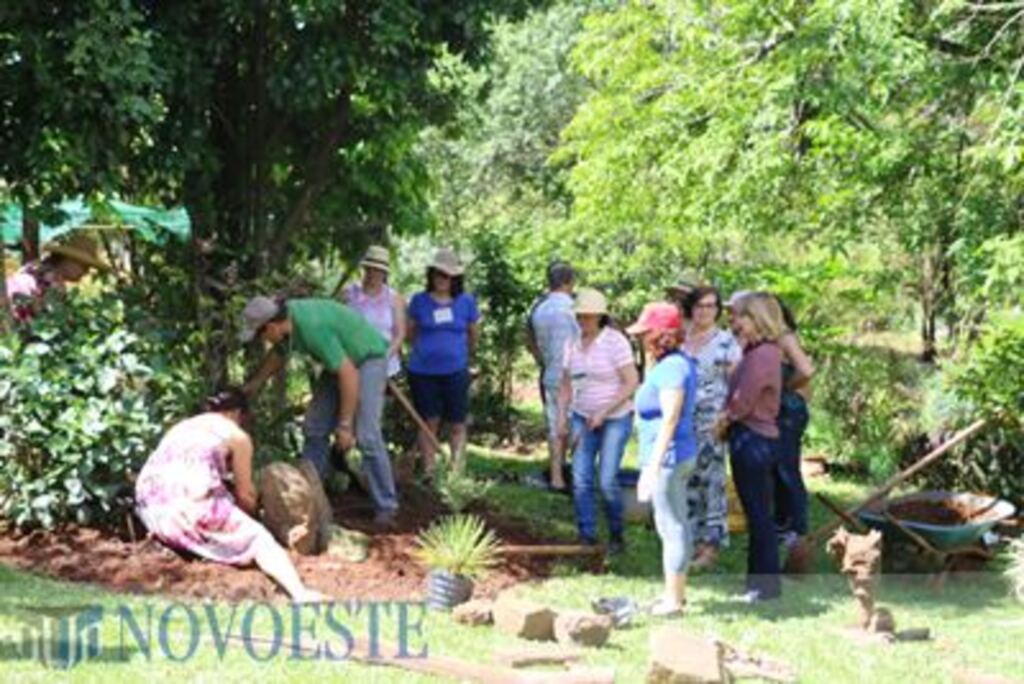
[359, 245, 391, 274]
[45, 233, 110, 271]
[574, 287, 608, 315]
[429, 247, 464, 277]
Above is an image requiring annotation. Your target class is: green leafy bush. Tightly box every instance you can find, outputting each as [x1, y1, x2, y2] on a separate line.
[953, 311, 1024, 420]
[911, 311, 1024, 505]
[432, 458, 493, 513]
[809, 342, 927, 477]
[0, 287, 203, 529]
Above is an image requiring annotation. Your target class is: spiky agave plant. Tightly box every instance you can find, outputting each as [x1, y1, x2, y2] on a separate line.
[1007, 538, 1024, 604]
[414, 514, 501, 579]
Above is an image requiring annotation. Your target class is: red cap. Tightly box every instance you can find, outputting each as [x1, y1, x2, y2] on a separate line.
[626, 301, 681, 335]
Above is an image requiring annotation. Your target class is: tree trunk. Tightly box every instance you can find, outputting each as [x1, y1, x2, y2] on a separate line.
[920, 252, 937, 363]
[0, 234, 12, 334]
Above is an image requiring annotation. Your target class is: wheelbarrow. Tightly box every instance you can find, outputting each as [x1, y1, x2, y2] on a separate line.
[856, 490, 1016, 584]
[857, 490, 1016, 550]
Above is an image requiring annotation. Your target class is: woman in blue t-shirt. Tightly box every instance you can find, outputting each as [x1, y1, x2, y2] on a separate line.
[406, 248, 480, 475]
[627, 301, 698, 617]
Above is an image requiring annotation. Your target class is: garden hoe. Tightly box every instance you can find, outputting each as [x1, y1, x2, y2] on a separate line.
[784, 418, 989, 574]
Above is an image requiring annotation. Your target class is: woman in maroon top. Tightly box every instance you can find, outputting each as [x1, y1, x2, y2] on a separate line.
[714, 292, 785, 601]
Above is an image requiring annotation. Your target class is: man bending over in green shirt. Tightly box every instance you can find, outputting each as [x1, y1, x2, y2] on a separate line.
[240, 296, 399, 525]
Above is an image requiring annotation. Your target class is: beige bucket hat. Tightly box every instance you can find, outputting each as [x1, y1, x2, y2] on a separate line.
[359, 245, 391, 274]
[574, 287, 608, 315]
[429, 247, 464, 277]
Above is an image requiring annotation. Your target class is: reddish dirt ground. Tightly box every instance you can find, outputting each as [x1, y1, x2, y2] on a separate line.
[0, 486, 566, 603]
[888, 499, 979, 526]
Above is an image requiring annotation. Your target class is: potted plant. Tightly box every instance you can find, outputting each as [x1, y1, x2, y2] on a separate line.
[414, 514, 500, 610]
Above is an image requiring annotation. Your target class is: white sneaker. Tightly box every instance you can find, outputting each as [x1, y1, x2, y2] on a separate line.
[648, 598, 685, 617]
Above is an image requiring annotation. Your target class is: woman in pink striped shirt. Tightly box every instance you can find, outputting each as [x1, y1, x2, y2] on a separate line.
[555, 288, 639, 554]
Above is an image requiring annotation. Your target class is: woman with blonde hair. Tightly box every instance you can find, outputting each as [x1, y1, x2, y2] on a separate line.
[715, 292, 784, 602]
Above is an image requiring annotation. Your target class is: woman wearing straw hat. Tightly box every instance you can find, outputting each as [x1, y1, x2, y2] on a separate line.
[555, 288, 638, 554]
[342, 245, 406, 378]
[406, 247, 480, 474]
[5, 232, 109, 323]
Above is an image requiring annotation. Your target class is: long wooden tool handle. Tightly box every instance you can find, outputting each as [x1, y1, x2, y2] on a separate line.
[499, 544, 605, 557]
[388, 379, 449, 458]
[809, 418, 988, 543]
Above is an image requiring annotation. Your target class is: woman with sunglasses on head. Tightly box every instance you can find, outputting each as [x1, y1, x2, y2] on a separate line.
[714, 292, 785, 602]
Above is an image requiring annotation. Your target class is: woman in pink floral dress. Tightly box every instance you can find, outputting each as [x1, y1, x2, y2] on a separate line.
[135, 389, 322, 601]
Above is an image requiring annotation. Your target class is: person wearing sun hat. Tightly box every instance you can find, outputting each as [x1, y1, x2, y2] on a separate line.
[627, 301, 699, 617]
[405, 247, 480, 475]
[5, 232, 110, 323]
[341, 245, 406, 378]
[555, 287, 638, 553]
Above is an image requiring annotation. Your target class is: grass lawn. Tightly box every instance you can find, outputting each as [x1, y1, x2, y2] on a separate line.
[0, 447, 1021, 683]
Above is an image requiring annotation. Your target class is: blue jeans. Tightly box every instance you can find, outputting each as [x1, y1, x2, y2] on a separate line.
[652, 458, 697, 574]
[774, 401, 810, 535]
[302, 358, 398, 513]
[729, 423, 782, 598]
[571, 412, 633, 542]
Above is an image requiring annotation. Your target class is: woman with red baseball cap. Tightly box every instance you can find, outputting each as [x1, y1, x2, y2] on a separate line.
[627, 301, 699, 617]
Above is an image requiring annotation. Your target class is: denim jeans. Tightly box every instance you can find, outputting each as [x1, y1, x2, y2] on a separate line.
[774, 401, 810, 535]
[571, 411, 633, 542]
[729, 423, 782, 598]
[302, 358, 398, 513]
[652, 457, 697, 575]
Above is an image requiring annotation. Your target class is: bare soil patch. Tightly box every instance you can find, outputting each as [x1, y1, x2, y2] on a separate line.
[0, 485, 563, 602]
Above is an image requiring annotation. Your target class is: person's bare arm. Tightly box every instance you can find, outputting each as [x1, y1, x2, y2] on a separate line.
[227, 429, 258, 515]
[405, 317, 417, 349]
[556, 370, 573, 436]
[337, 358, 359, 424]
[526, 320, 542, 364]
[242, 351, 285, 398]
[468, 322, 480, 359]
[390, 292, 406, 358]
[779, 333, 814, 390]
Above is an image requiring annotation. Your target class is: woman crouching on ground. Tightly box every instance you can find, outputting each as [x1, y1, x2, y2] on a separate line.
[628, 302, 699, 617]
[715, 292, 785, 602]
[135, 388, 323, 601]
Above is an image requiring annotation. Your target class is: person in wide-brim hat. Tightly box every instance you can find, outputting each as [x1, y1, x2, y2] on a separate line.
[428, 247, 465, 277]
[342, 245, 405, 378]
[45, 233, 111, 273]
[406, 246, 479, 475]
[5, 232, 110, 323]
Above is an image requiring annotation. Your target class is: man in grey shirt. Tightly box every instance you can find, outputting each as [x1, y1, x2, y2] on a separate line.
[526, 261, 579, 491]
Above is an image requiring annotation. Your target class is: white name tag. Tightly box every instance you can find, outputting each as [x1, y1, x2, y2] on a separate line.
[433, 307, 454, 324]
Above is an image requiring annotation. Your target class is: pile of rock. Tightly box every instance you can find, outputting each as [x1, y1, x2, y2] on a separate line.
[453, 594, 613, 649]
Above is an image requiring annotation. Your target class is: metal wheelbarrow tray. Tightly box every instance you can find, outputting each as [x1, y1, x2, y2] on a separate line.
[857, 490, 1017, 551]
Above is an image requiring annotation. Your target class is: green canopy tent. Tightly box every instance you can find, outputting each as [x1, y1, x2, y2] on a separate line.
[1, 198, 191, 246]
